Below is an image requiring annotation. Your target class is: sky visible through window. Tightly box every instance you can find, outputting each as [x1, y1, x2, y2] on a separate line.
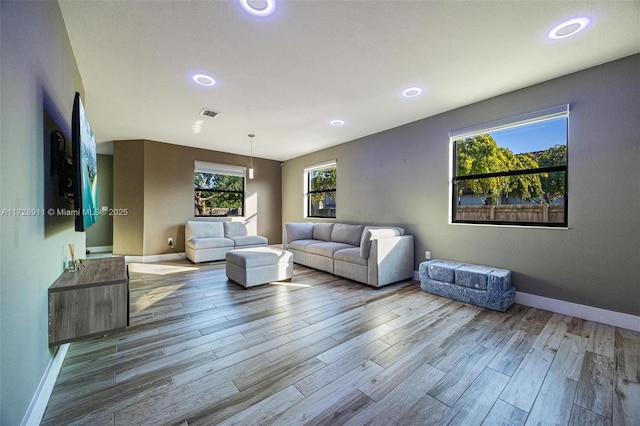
[490, 117, 566, 154]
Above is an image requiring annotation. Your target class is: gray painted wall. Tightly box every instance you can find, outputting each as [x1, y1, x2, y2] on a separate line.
[0, 1, 86, 423]
[283, 54, 640, 316]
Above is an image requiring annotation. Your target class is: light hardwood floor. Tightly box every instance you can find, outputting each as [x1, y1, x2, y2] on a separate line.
[42, 260, 640, 425]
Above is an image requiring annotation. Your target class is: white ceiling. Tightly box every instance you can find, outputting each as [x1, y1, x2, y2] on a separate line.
[58, 1, 640, 161]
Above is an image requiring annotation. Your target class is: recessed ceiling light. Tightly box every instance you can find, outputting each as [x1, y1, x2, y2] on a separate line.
[402, 87, 423, 98]
[192, 73, 216, 87]
[330, 119, 345, 127]
[548, 17, 590, 39]
[239, 0, 276, 17]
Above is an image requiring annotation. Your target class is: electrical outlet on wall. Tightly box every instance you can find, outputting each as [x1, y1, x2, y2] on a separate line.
[168, 237, 174, 246]
[425, 250, 431, 260]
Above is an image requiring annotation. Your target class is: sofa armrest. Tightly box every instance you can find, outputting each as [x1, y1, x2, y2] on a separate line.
[367, 235, 414, 287]
[282, 226, 288, 250]
[360, 227, 404, 258]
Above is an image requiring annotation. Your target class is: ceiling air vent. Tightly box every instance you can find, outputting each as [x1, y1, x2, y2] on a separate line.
[200, 108, 219, 118]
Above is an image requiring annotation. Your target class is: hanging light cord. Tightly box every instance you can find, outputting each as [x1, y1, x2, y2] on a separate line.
[249, 134, 253, 168]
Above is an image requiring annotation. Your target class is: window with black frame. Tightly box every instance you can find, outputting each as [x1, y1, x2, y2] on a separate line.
[305, 161, 336, 218]
[451, 105, 568, 227]
[194, 161, 245, 217]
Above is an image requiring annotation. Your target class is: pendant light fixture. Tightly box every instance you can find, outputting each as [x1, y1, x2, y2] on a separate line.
[248, 133, 255, 179]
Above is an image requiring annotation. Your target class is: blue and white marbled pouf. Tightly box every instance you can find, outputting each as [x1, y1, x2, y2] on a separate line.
[419, 259, 515, 312]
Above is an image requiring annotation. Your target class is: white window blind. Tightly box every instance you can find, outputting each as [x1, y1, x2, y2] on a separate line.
[450, 104, 570, 141]
[304, 159, 337, 173]
[194, 161, 246, 178]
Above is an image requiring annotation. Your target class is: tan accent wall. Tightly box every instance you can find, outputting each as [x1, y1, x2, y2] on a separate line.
[283, 55, 640, 316]
[113, 140, 145, 255]
[86, 154, 114, 248]
[113, 139, 282, 256]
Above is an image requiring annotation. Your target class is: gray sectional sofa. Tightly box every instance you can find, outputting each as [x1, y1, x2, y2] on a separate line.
[283, 222, 414, 287]
[185, 221, 268, 263]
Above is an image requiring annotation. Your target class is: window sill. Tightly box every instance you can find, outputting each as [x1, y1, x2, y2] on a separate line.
[449, 221, 569, 230]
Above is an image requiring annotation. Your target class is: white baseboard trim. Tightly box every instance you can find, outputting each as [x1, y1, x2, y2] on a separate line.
[412, 271, 639, 331]
[22, 343, 70, 426]
[515, 292, 640, 331]
[124, 252, 186, 263]
[86, 245, 113, 254]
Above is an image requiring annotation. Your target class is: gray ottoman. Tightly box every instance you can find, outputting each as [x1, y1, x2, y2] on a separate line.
[226, 247, 293, 288]
[419, 259, 515, 312]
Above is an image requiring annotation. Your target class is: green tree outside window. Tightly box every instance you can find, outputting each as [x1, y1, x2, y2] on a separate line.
[194, 172, 244, 217]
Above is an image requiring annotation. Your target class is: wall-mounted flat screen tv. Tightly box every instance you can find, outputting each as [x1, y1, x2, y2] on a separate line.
[72, 92, 98, 232]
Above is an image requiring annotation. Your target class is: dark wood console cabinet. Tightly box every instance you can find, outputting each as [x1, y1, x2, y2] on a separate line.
[48, 257, 129, 346]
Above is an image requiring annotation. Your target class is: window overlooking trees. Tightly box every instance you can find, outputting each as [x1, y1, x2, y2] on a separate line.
[451, 105, 568, 227]
[305, 161, 337, 218]
[194, 161, 245, 217]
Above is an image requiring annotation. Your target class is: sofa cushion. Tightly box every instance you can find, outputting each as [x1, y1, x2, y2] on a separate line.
[360, 226, 405, 258]
[187, 221, 224, 239]
[425, 260, 464, 284]
[334, 247, 368, 266]
[224, 222, 248, 238]
[455, 264, 495, 290]
[285, 222, 314, 244]
[230, 235, 268, 248]
[306, 242, 354, 258]
[287, 239, 320, 252]
[313, 223, 334, 242]
[186, 237, 234, 250]
[331, 224, 364, 247]
[488, 268, 512, 293]
[226, 247, 293, 268]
